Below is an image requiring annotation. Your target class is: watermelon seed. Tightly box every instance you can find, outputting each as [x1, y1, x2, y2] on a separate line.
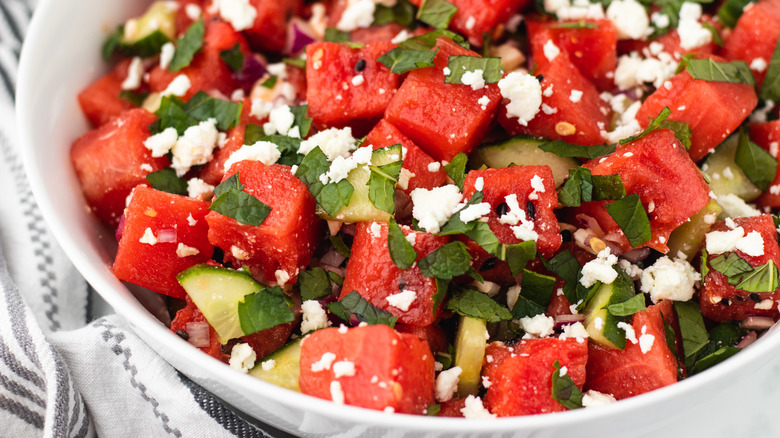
[355, 59, 367, 72]
[495, 202, 509, 217]
[175, 330, 189, 341]
[480, 257, 498, 272]
[750, 293, 762, 302]
[535, 74, 544, 83]
[560, 229, 573, 242]
[526, 201, 536, 219]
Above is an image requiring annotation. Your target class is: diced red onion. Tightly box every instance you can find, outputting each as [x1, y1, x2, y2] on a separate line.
[320, 250, 347, 269]
[327, 220, 343, 236]
[736, 331, 758, 349]
[115, 214, 126, 241]
[237, 54, 267, 88]
[341, 223, 357, 237]
[320, 265, 346, 278]
[576, 214, 605, 236]
[185, 322, 211, 348]
[621, 247, 651, 263]
[740, 316, 775, 331]
[156, 228, 177, 243]
[286, 18, 316, 55]
[554, 314, 585, 330]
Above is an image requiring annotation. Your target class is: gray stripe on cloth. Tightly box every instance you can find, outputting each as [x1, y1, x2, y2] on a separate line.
[0, 370, 45, 408]
[0, 336, 45, 390]
[47, 344, 72, 438]
[92, 319, 183, 437]
[0, 251, 44, 368]
[0, 392, 43, 429]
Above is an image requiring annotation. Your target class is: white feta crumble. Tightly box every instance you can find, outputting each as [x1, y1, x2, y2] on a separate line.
[498, 193, 537, 243]
[176, 243, 200, 258]
[580, 248, 618, 287]
[398, 168, 415, 191]
[231, 245, 249, 261]
[121, 57, 145, 90]
[481, 375, 492, 388]
[299, 127, 357, 161]
[461, 395, 496, 419]
[638, 325, 655, 354]
[159, 42, 176, 70]
[736, 231, 765, 257]
[263, 105, 297, 137]
[498, 73, 543, 126]
[184, 178, 213, 200]
[300, 300, 331, 334]
[223, 141, 282, 172]
[139, 228, 158, 245]
[171, 119, 220, 176]
[228, 343, 256, 373]
[755, 299, 774, 310]
[617, 259, 644, 280]
[428, 162, 441, 172]
[543, 40, 560, 61]
[386, 290, 417, 312]
[461, 69, 486, 91]
[478, 95, 491, 110]
[607, 0, 650, 40]
[519, 314, 555, 338]
[185, 3, 202, 20]
[459, 202, 492, 223]
[332, 360, 356, 378]
[140, 163, 153, 172]
[351, 74, 365, 86]
[261, 359, 276, 371]
[405, 232, 417, 246]
[330, 381, 345, 404]
[751, 58, 768, 73]
[465, 16, 476, 30]
[410, 185, 463, 234]
[216, 0, 257, 31]
[718, 194, 761, 219]
[337, 0, 376, 32]
[651, 11, 670, 28]
[594, 316, 604, 331]
[435, 366, 462, 402]
[311, 352, 337, 372]
[274, 269, 291, 286]
[559, 321, 590, 343]
[187, 214, 197, 226]
[582, 390, 617, 408]
[161, 74, 191, 97]
[569, 89, 583, 103]
[677, 2, 712, 50]
[617, 321, 638, 344]
[640, 256, 700, 303]
[369, 221, 382, 238]
[144, 127, 179, 157]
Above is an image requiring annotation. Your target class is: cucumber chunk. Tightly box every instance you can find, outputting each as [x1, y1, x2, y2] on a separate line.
[177, 264, 263, 343]
[122, 1, 178, 45]
[702, 135, 761, 202]
[583, 268, 637, 349]
[667, 199, 723, 261]
[473, 136, 578, 187]
[249, 338, 302, 392]
[453, 315, 487, 397]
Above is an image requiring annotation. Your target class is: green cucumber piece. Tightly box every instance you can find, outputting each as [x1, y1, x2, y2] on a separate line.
[453, 315, 487, 397]
[583, 268, 636, 349]
[177, 264, 263, 343]
[321, 144, 402, 223]
[667, 199, 722, 261]
[702, 135, 761, 202]
[249, 338, 302, 392]
[472, 136, 578, 187]
[122, 1, 177, 45]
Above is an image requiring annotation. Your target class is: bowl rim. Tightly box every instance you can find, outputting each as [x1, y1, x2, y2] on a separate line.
[15, 0, 780, 433]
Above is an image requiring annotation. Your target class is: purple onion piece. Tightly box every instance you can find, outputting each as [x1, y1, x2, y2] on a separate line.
[740, 316, 774, 331]
[621, 247, 651, 263]
[185, 321, 211, 348]
[286, 18, 316, 56]
[237, 54, 267, 89]
[554, 314, 586, 331]
[736, 331, 758, 349]
[115, 213, 126, 241]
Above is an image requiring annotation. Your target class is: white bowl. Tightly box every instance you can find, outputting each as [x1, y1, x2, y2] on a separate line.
[16, 0, 780, 436]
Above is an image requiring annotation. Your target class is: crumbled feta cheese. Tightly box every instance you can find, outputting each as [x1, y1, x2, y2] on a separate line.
[161, 74, 191, 97]
[736, 231, 765, 257]
[541, 104, 558, 115]
[751, 58, 768, 73]
[144, 127, 179, 157]
[186, 3, 202, 20]
[230, 245, 249, 261]
[405, 231, 417, 246]
[263, 105, 297, 136]
[677, 2, 711, 50]
[121, 57, 145, 90]
[223, 141, 281, 172]
[410, 185, 463, 234]
[299, 127, 357, 161]
[718, 194, 761, 219]
[332, 360, 356, 378]
[187, 178, 214, 200]
[171, 119, 219, 176]
[351, 74, 365, 86]
[481, 375, 492, 388]
[546, 0, 605, 20]
[261, 359, 276, 371]
[518, 314, 555, 338]
[461, 69, 486, 91]
[594, 316, 604, 331]
[435, 366, 462, 402]
[312, 352, 337, 372]
[569, 89, 583, 103]
[369, 221, 382, 238]
[478, 95, 491, 110]
[428, 162, 441, 172]
[498, 73, 543, 126]
[398, 168, 415, 190]
[176, 243, 200, 258]
[159, 42, 175, 70]
[337, 0, 376, 32]
[580, 248, 618, 287]
[274, 269, 291, 286]
[530, 175, 546, 194]
[640, 256, 700, 303]
[300, 300, 331, 334]
[386, 290, 417, 312]
[543, 40, 560, 61]
[607, 0, 650, 40]
[140, 163, 153, 172]
[651, 11, 670, 28]
[705, 226, 746, 254]
[755, 299, 774, 310]
[582, 390, 617, 407]
[216, 0, 257, 31]
[617, 321, 638, 344]
[461, 395, 496, 419]
[139, 228, 158, 245]
[465, 16, 476, 30]
[187, 214, 197, 226]
[330, 381, 345, 404]
[617, 259, 644, 280]
[638, 325, 655, 354]
[228, 343, 256, 373]
[559, 321, 590, 343]
[391, 29, 411, 44]
[459, 202, 492, 223]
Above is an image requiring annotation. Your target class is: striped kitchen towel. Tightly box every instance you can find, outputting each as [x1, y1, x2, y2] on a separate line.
[0, 1, 293, 436]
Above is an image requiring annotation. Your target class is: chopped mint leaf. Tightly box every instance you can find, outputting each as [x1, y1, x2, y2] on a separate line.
[690, 346, 741, 375]
[592, 174, 626, 201]
[102, 27, 124, 61]
[283, 57, 307, 69]
[329, 234, 351, 258]
[606, 194, 652, 247]
[559, 168, 624, 207]
[418, 241, 472, 280]
[151, 96, 199, 135]
[732, 260, 779, 293]
[702, 22, 724, 47]
[426, 404, 442, 416]
[446, 287, 513, 323]
[444, 153, 468, 190]
[550, 20, 599, 29]
[260, 75, 278, 89]
[298, 267, 333, 302]
[606, 293, 646, 317]
[439, 192, 485, 234]
[673, 300, 710, 370]
[502, 241, 538, 277]
[169, 19, 205, 72]
[551, 360, 583, 410]
[121, 30, 171, 58]
[145, 168, 187, 195]
[684, 57, 755, 86]
[417, 0, 458, 29]
[760, 35, 780, 101]
[295, 147, 355, 216]
[401, 29, 468, 50]
[210, 172, 272, 226]
[377, 46, 439, 74]
[237, 286, 295, 336]
[542, 250, 582, 305]
[660, 119, 693, 150]
[444, 55, 503, 85]
[373, 0, 416, 27]
[119, 90, 149, 107]
[289, 104, 313, 137]
[183, 91, 243, 131]
[219, 43, 245, 72]
[511, 269, 556, 319]
[734, 126, 778, 192]
[328, 291, 398, 327]
[368, 160, 403, 215]
[260, 134, 304, 166]
[710, 252, 753, 278]
[244, 124, 265, 146]
[431, 278, 450, 316]
[388, 218, 417, 270]
[718, 0, 754, 28]
[328, 271, 344, 287]
[662, 314, 683, 379]
[324, 27, 351, 43]
[620, 107, 671, 145]
[702, 322, 745, 358]
[539, 140, 615, 159]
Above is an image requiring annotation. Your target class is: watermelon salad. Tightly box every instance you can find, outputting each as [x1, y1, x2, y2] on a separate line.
[71, 0, 780, 418]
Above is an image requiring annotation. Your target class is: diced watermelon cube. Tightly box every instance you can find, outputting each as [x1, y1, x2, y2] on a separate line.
[407, 0, 530, 45]
[243, 0, 303, 53]
[341, 222, 450, 326]
[78, 58, 137, 127]
[299, 325, 435, 414]
[113, 186, 214, 299]
[721, 0, 780, 89]
[385, 37, 502, 162]
[171, 295, 224, 360]
[751, 121, 780, 208]
[205, 162, 322, 284]
[482, 338, 588, 416]
[71, 108, 169, 227]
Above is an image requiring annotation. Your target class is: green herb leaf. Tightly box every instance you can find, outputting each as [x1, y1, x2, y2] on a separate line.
[592, 174, 626, 200]
[283, 57, 307, 69]
[551, 360, 583, 410]
[102, 27, 124, 61]
[329, 234, 352, 258]
[151, 96, 199, 135]
[660, 120, 693, 150]
[324, 27, 351, 43]
[289, 104, 313, 138]
[210, 172, 272, 226]
[120, 30, 172, 58]
[717, 0, 753, 27]
[444, 153, 468, 190]
[440, 192, 486, 234]
[298, 267, 333, 302]
[400, 29, 468, 51]
[260, 75, 278, 89]
[260, 134, 304, 166]
[606, 293, 646, 317]
[431, 278, 450, 316]
[368, 160, 403, 214]
[710, 252, 753, 278]
[417, 0, 458, 29]
[542, 250, 582, 305]
[673, 300, 710, 370]
[550, 20, 599, 29]
[388, 219, 418, 270]
[702, 22, 724, 47]
[169, 19, 205, 72]
[701, 322, 745, 358]
[502, 241, 538, 277]
[426, 404, 442, 416]
[733, 260, 779, 293]
[559, 168, 624, 207]
[446, 287, 513, 323]
[244, 124, 265, 146]
[511, 269, 556, 319]
[328, 291, 398, 327]
[760, 35, 780, 101]
[219, 43, 245, 72]
[418, 241, 472, 280]
[373, 0, 416, 27]
[377, 46, 438, 74]
[685, 57, 755, 86]
[119, 90, 149, 107]
[145, 168, 187, 195]
[620, 107, 671, 145]
[662, 314, 683, 379]
[182, 91, 243, 131]
[444, 56, 503, 85]
[606, 194, 652, 247]
[237, 287, 295, 336]
[690, 346, 741, 375]
[295, 147, 355, 216]
[734, 126, 778, 192]
[539, 140, 615, 159]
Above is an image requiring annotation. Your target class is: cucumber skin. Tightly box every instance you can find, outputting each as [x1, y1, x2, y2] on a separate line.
[583, 268, 636, 350]
[249, 338, 302, 392]
[475, 136, 578, 187]
[454, 316, 488, 397]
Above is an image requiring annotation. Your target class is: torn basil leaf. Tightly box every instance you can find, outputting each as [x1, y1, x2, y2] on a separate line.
[559, 168, 624, 207]
[295, 147, 355, 217]
[324, 27, 351, 43]
[542, 250, 582, 305]
[732, 260, 779, 294]
[673, 301, 710, 370]
[446, 287, 512, 323]
[237, 287, 295, 336]
[289, 104, 314, 138]
[551, 360, 583, 410]
[368, 161, 403, 215]
[445, 55, 503, 85]
[684, 57, 755, 86]
[418, 241, 472, 280]
[511, 269, 556, 319]
[710, 252, 753, 278]
[444, 153, 468, 190]
[620, 107, 671, 145]
[378, 46, 438, 74]
[606, 293, 646, 317]
[182, 91, 244, 131]
[660, 119, 693, 150]
[417, 0, 458, 29]
[169, 19, 205, 72]
[388, 219, 418, 270]
[145, 168, 187, 195]
[734, 126, 778, 192]
[760, 35, 780, 102]
[717, 0, 753, 28]
[298, 267, 333, 302]
[539, 140, 615, 159]
[210, 172, 272, 226]
[119, 90, 149, 107]
[219, 43, 245, 72]
[690, 346, 741, 375]
[328, 291, 398, 327]
[606, 194, 652, 247]
[330, 234, 352, 258]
